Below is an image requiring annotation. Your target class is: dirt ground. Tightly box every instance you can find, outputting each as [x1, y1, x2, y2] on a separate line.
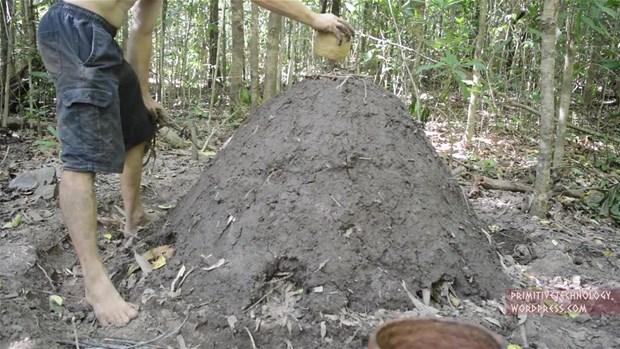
[1, 77, 619, 349]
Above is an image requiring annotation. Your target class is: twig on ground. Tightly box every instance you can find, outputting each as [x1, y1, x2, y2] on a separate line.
[71, 317, 80, 349]
[330, 195, 342, 207]
[36, 263, 55, 291]
[362, 79, 368, 104]
[401, 280, 439, 316]
[176, 335, 187, 349]
[245, 327, 258, 349]
[125, 307, 192, 349]
[336, 75, 353, 89]
[243, 274, 293, 312]
[0, 146, 10, 166]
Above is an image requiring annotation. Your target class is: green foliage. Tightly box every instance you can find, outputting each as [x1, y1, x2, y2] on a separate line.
[34, 126, 61, 153]
[473, 157, 502, 178]
[582, 182, 620, 224]
[599, 183, 620, 219]
[409, 97, 430, 123]
[190, 103, 210, 118]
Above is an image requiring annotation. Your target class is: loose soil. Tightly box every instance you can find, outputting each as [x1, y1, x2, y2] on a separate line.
[0, 77, 618, 349]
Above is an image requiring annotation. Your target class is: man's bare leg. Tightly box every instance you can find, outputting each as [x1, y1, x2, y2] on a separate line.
[60, 170, 138, 325]
[120, 143, 153, 237]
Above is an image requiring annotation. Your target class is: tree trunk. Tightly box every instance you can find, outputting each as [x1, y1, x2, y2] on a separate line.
[464, 0, 488, 144]
[230, 0, 244, 108]
[331, 0, 341, 17]
[1, 0, 14, 128]
[208, 0, 226, 126]
[552, 15, 576, 171]
[0, 0, 8, 118]
[531, 0, 560, 217]
[157, 0, 167, 101]
[249, 1, 259, 110]
[208, 0, 219, 89]
[263, 12, 282, 101]
[22, 0, 35, 119]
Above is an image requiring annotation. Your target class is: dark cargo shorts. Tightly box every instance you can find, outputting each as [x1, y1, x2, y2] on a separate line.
[37, 1, 155, 173]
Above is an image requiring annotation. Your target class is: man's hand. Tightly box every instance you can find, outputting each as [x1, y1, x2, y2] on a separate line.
[143, 96, 166, 125]
[311, 13, 354, 44]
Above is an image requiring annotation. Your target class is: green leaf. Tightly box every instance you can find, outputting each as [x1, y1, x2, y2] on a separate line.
[526, 28, 542, 39]
[415, 62, 445, 73]
[602, 60, 620, 70]
[49, 294, 63, 306]
[3, 214, 23, 229]
[581, 16, 610, 37]
[594, 1, 618, 18]
[47, 125, 59, 139]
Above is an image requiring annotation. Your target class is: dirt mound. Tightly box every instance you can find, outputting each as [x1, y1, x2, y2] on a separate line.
[155, 77, 509, 344]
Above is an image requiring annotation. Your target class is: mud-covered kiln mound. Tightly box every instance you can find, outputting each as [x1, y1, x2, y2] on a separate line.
[163, 77, 508, 341]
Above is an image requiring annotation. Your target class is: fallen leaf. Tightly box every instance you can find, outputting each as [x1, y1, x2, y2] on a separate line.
[3, 214, 23, 229]
[97, 216, 122, 228]
[603, 250, 614, 258]
[203, 258, 227, 271]
[171, 265, 187, 292]
[152, 255, 167, 270]
[103, 233, 112, 240]
[483, 316, 501, 328]
[507, 345, 523, 349]
[449, 295, 461, 307]
[227, 315, 237, 332]
[127, 263, 141, 276]
[314, 258, 330, 273]
[320, 321, 327, 340]
[567, 310, 581, 318]
[312, 286, 324, 293]
[141, 288, 156, 304]
[151, 245, 175, 259]
[200, 151, 217, 157]
[133, 250, 153, 276]
[49, 294, 63, 316]
[49, 294, 63, 306]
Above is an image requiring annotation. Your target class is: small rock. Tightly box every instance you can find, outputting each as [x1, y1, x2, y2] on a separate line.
[8, 167, 58, 200]
[8, 174, 38, 191]
[0, 243, 36, 277]
[34, 184, 58, 200]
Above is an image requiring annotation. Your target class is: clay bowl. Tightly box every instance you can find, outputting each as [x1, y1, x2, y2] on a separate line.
[314, 32, 352, 61]
[368, 318, 507, 349]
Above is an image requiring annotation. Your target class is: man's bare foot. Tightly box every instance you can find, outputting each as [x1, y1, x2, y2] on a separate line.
[124, 211, 157, 238]
[85, 275, 138, 326]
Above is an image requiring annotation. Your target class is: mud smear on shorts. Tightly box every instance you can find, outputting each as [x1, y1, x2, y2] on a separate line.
[151, 77, 510, 343]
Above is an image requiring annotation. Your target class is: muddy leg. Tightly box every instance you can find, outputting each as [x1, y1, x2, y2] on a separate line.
[60, 170, 138, 325]
[120, 142, 153, 237]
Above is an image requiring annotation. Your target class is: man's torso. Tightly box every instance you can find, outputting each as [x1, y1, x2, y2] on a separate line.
[63, 0, 136, 28]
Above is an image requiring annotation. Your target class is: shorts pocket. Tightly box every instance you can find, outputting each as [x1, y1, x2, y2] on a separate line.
[76, 24, 116, 67]
[57, 87, 123, 171]
[61, 88, 112, 108]
[38, 31, 61, 78]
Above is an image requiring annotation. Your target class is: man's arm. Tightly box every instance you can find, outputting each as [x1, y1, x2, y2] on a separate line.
[126, 0, 164, 118]
[252, 0, 354, 43]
